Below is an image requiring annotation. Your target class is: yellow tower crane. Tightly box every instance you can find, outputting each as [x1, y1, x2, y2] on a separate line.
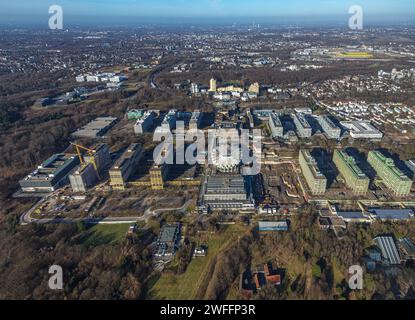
[70, 142, 101, 180]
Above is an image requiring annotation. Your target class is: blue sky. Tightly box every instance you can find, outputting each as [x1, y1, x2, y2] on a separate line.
[1, 0, 414, 25]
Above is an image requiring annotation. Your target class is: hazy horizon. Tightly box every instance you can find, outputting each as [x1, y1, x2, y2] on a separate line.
[0, 0, 414, 28]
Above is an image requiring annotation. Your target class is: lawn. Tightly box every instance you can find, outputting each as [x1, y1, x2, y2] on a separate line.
[83, 223, 133, 247]
[148, 224, 246, 300]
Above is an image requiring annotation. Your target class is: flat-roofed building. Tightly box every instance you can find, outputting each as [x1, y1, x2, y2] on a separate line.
[258, 221, 289, 231]
[340, 121, 383, 139]
[71, 117, 117, 139]
[202, 174, 255, 212]
[155, 224, 181, 259]
[109, 144, 143, 190]
[19, 153, 79, 193]
[333, 150, 370, 195]
[134, 110, 155, 134]
[367, 151, 412, 197]
[69, 163, 98, 193]
[293, 112, 312, 138]
[318, 115, 341, 139]
[269, 113, 283, 139]
[299, 149, 327, 195]
[374, 236, 401, 265]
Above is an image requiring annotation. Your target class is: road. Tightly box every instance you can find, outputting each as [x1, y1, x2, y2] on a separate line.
[20, 197, 193, 225]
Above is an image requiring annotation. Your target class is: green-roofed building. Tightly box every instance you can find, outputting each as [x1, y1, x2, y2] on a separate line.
[367, 151, 412, 197]
[333, 150, 370, 195]
[126, 109, 144, 120]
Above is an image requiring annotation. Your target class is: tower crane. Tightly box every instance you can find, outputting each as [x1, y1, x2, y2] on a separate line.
[70, 142, 101, 180]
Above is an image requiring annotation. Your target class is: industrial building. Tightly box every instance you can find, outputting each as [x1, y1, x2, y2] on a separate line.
[268, 113, 283, 139]
[155, 224, 181, 260]
[189, 110, 203, 130]
[201, 174, 255, 212]
[293, 112, 312, 138]
[333, 150, 370, 195]
[340, 121, 383, 140]
[19, 154, 79, 193]
[71, 117, 117, 139]
[134, 110, 155, 134]
[367, 151, 413, 197]
[299, 150, 327, 195]
[374, 236, 401, 265]
[109, 144, 143, 190]
[69, 163, 98, 193]
[318, 115, 341, 139]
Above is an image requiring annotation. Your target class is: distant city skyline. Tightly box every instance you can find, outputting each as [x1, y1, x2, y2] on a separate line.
[0, 0, 414, 26]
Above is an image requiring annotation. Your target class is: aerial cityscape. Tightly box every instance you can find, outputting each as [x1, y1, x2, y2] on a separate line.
[1, 0, 415, 305]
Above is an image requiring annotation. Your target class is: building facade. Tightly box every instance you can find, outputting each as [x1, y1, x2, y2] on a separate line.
[318, 115, 341, 139]
[134, 111, 155, 134]
[299, 150, 327, 195]
[69, 163, 98, 193]
[293, 112, 312, 138]
[333, 150, 370, 195]
[109, 144, 143, 190]
[269, 113, 283, 139]
[367, 151, 412, 197]
[19, 154, 79, 193]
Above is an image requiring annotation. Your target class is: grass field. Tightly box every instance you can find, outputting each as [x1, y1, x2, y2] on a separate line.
[148, 224, 247, 300]
[335, 52, 374, 59]
[83, 223, 133, 247]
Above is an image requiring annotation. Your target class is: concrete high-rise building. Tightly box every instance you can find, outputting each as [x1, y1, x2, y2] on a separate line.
[333, 150, 370, 195]
[134, 110, 155, 134]
[367, 151, 412, 197]
[299, 150, 327, 195]
[293, 112, 312, 138]
[209, 78, 217, 92]
[83, 143, 111, 173]
[69, 163, 99, 193]
[150, 163, 169, 190]
[109, 144, 143, 190]
[318, 115, 341, 140]
[269, 113, 283, 139]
